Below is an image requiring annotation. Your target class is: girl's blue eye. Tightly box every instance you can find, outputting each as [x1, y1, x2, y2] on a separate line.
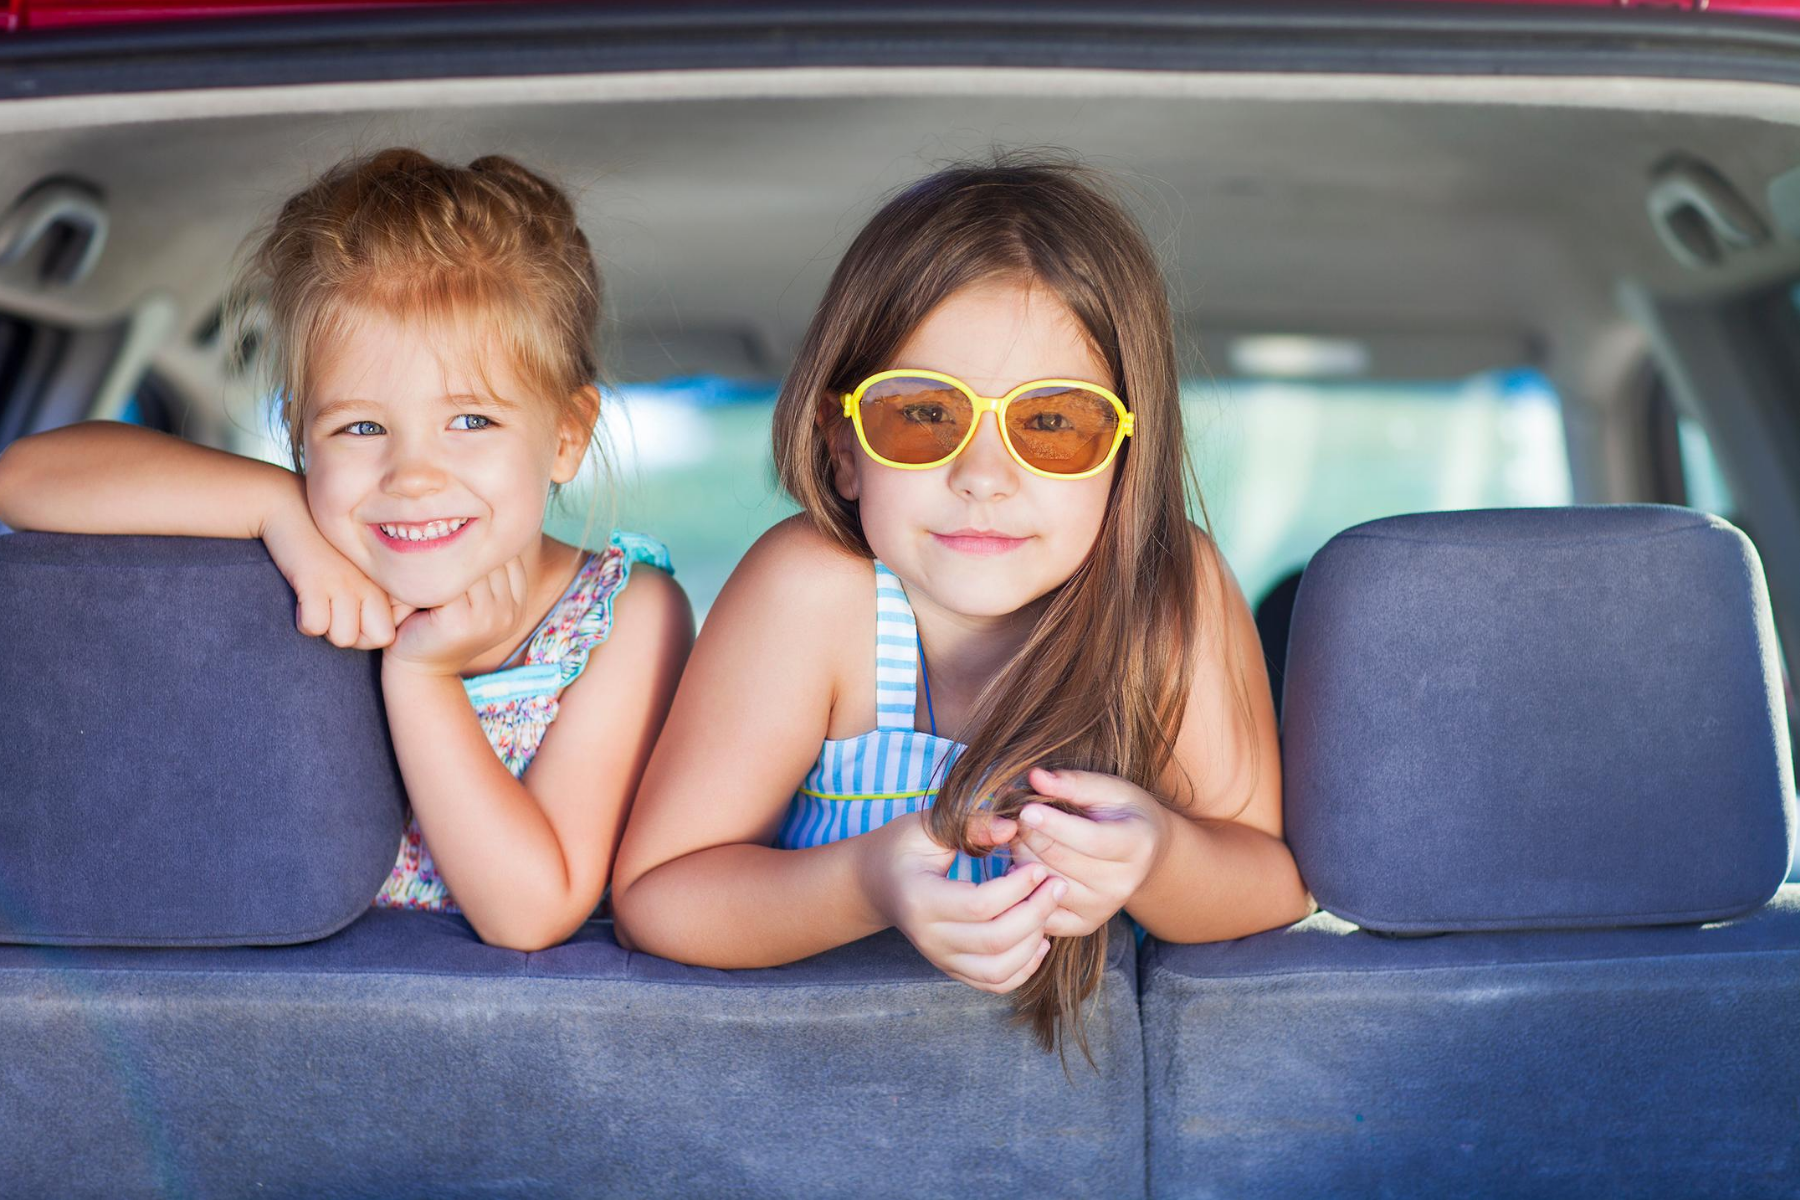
[344, 420, 384, 437]
[450, 414, 492, 431]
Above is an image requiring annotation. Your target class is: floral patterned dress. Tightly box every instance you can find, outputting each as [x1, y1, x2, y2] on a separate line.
[373, 530, 672, 913]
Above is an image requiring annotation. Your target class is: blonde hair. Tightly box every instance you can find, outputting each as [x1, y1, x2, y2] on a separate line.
[233, 147, 602, 468]
[775, 156, 1247, 1060]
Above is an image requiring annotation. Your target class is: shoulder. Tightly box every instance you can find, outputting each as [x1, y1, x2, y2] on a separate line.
[608, 560, 690, 641]
[1179, 519, 1261, 677]
[1171, 520, 1251, 653]
[554, 556, 692, 708]
[713, 514, 872, 630]
[1166, 520, 1282, 833]
[1185, 520, 1237, 602]
[698, 515, 871, 698]
[539, 535, 691, 686]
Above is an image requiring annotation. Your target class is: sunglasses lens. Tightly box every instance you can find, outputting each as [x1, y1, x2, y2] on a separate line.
[1004, 386, 1122, 475]
[856, 376, 974, 466]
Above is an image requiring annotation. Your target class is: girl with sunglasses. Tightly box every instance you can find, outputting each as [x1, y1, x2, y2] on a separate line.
[612, 158, 1312, 1053]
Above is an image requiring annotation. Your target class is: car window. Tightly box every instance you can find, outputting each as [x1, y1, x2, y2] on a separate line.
[531, 366, 1571, 622]
[1675, 414, 1735, 518]
[1188, 368, 1570, 608]
[548, 378, 795, 618]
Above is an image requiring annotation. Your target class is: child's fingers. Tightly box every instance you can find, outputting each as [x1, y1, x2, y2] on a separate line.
[989, 937, 1055, 995]
[946, 929, 1054, 992]
[1019, 801, 1133, 862]
[949, 934, 1053, 994]
[325, 592, 361, 648]
[962, 862, 1049, 922]
[359, 591, 396, 648]
[1015, 825, 1092, 877]
[1042, 909, 1089, 939]
[504, 556, 528, 608]
[967, 813, 1020, 848]
[964, 876, 1065, 954]
[295, 590, 330, 638]
[1027, 766, 1125, 807]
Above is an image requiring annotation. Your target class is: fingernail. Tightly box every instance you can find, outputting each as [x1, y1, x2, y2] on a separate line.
[1021, 808, 1043, 827]
[1029, 865, 1045, 883]
[1039, 938, 1051, 954]
[1052, 881, 1069, 901]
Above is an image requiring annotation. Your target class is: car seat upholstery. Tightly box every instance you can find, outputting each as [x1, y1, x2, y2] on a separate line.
[0, 912, 1145, 1198]
[0, 533, 405, 946]
[1143, 506, 1799, 1199]
[0, 510, 1794, 1198]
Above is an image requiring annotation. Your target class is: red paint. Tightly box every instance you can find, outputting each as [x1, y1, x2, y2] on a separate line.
[1402, 0, 1800, 13]
[1, 0, 504, 33]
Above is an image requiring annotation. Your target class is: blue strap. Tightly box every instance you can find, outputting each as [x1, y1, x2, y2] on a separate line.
[917, 631, 937, 739]
[872, 561, 920, 732]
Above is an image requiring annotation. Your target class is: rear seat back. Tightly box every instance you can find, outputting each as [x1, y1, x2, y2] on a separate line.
[0, 531, 1145, 1197]
[1144, 506, 1798, 1198]
[0, 914, 1146, 1197]
[4, 511, 1794, 1196]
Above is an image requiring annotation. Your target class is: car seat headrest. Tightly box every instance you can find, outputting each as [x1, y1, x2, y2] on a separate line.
[0, 533, 405, 946]
[1282, 505, 1795, 933]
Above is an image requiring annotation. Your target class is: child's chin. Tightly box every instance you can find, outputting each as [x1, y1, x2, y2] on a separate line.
[378, 575, 471, 612]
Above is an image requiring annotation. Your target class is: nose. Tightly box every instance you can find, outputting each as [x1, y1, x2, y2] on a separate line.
[945, 409, 1020, 503]
[381, 431, 449, 500]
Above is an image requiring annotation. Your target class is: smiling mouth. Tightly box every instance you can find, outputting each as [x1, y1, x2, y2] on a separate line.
[372, 518, 473, 550]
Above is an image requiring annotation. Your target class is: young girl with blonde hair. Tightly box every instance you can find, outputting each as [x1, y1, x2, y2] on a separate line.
[612, 159, 1311, 1052]
[0, 149, 692, 951]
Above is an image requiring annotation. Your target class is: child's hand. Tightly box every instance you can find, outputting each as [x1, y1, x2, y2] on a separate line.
[262, 507, 401, 651]
[385, 557, 527, 678]
[861, 811, 1063, 994]
[1009, 767, 1171, 937]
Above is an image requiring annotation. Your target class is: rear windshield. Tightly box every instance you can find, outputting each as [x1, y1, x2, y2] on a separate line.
[536, 367, 1571, 621]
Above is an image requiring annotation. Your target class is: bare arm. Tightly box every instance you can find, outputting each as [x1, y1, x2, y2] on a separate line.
[611, 519, 1061, 990]
[383, 563, 693, 951]
[1125, 532, 1313, 940]
[610, 520, 889, 964]
[0, 422, 299, 540]
[0, 421, 398, 650]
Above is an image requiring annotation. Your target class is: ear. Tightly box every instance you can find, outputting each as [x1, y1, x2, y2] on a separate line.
[551, 384, 601, 485]
[818, 394, 862, 502]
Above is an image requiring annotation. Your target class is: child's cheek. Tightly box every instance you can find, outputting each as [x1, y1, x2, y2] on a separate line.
[851, 466, 929, 566]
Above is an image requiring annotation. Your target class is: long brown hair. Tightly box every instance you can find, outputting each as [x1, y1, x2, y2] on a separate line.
[774, 155, 1225, 1057]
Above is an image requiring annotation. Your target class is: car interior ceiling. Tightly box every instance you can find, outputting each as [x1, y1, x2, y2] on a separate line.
[0, 69, 1798, 679]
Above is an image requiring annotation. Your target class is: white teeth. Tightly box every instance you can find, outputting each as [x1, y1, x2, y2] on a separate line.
[379, 518, 468, 543]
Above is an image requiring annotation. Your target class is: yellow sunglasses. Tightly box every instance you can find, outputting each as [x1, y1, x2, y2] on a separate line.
[841, 369, 1134, 480]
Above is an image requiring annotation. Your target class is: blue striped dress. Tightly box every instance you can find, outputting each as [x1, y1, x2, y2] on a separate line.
[773, 561, 1007, 883]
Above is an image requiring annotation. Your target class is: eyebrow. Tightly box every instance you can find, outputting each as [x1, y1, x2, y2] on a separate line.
[308, 392, 522, 430]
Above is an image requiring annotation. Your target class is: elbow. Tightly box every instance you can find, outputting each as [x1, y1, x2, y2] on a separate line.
[465, 888, 601, 953]
[481, 927, 564, 954]
[608, 878, 647, 954]
[0, 439, 37, 527]
[465, 909, 573, 952]
[1284, 889, 1320, 929]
